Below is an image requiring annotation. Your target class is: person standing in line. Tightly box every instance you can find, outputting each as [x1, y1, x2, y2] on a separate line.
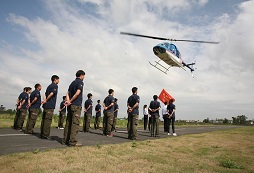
[162, 101, 168, 133]
[148, 112, 152, 132]
[58, 96, 66, 129]
[103, 89, 114, 137]
[83, 93, 93, 132]
[167, 99, 177, 136]
[16, 87, 32, 131]
[143, 105, 149, 130]
[148, 95, 161, 137]
[112, 98, 119, 132]
[127, 87, 140, 140]
[62, 70, 85, 147]
[94, 100, 101, 130]
[25, 84, 42, 134]
[13, 87, 26, 129]
[40, 75, 59, 139]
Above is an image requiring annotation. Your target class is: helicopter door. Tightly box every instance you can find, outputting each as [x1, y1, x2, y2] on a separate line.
[170, 44, 176, 55]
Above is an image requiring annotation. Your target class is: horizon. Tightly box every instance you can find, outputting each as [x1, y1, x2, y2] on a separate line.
[0, 0, 253, 121]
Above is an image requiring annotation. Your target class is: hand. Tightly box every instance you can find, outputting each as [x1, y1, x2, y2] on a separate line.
[41, 100, 47, 105]
[64, 101, 71, 106]
[104, 107, 108, 110]
[26, 104, 31, 108]
[84, 109, 87, 113]
[17, 105, 21, 110]
[128, 108, 132, 113]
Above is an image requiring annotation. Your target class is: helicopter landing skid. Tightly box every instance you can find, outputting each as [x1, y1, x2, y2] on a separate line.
[149, 60, 170, 74]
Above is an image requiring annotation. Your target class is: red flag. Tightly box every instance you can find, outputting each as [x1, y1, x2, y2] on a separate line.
[158, 89, 175, 103]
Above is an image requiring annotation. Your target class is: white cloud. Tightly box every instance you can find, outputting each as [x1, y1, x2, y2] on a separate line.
[0, 0, 253, 120]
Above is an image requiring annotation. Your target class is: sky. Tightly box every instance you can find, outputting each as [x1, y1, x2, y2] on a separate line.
[0, 0, 253, 121]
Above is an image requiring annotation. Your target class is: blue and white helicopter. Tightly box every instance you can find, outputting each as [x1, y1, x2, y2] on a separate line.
[120, 32, 219, 77]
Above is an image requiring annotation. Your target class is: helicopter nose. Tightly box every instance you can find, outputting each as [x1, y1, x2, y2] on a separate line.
[153, 46, 166, 55]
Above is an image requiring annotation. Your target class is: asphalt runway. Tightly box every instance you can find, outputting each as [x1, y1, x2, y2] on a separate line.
[0, 125, 241, 155]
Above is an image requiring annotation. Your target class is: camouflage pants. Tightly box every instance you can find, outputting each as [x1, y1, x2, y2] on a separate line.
[40, 108, 54, 138]
[127, 113, 139, 139]
[13, 109, 20, 129]
[148, 116, 152, 131]
[58, 112, 66, 128]
[102, 114, 106, 132]
[16, 109, 27, 129]
[83, 113, 91, 132]
[63, 105, 81, 146]
[112, 116, 117, 131]
[151, 114, 160, 137]
[25, 108, 39, 134]
[94, 116, 101, 129]
[103, 112, 113, 135]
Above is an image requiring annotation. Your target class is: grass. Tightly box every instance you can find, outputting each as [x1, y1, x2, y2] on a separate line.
[219, 159, 244, 169]
[0, 113, 116, 128]
[0, 113, 226, 129]
[0, 126, 253, 173]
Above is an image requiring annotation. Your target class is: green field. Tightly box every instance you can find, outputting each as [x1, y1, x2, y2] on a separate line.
[0, 113, 216, 129]
[0, 125, 253, 172]
[0, 113, 131, 129]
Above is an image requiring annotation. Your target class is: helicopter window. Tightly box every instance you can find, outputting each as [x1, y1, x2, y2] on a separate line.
[176, 50, 180, 58]
[170, 44, 176, 55]
[163, 42, 170, 48]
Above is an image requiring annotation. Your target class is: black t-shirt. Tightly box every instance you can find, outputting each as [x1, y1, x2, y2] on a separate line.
[95, 104, 101, 117]
[103, 95, 114, 113]
[21, 92, 29, 109]
[149, 100, 160, 115]
[114, 103, 119, 117]
[85, 98, 93, 114]
[68, 78, 84, 106]
[43, 82, 58, 109]
[18, 92, 25, 102]
[127, 94, 140, 115]
[167, 103, 176, 116]
[60, 101, 66, 113]
[30, 89, 41, 109]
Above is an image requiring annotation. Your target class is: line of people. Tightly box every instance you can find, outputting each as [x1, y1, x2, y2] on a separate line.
[12, 69, 176, 146]
[143, 98, 177, 137]
[12, 70, 140, 146]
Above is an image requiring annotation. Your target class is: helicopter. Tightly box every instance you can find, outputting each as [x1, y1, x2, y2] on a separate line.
[120, 32, 219, 77]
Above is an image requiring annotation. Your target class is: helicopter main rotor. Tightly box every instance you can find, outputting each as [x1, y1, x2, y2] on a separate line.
[120, 32, 219, 44]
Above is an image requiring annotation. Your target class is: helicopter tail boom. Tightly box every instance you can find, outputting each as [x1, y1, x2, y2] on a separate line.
[183, 62, 196, 77]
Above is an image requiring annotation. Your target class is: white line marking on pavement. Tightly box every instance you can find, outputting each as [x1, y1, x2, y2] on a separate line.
[116, 130, 152, 133]
[116, 131, 128, 133]
[0, 134, 29, 137]
[176, 128, 186, 130]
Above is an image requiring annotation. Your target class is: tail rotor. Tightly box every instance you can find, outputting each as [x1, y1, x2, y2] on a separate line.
[184, 61, 196, 78]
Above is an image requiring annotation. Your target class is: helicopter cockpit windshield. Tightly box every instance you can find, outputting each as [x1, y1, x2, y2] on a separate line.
[168, 43, 181, 59]
[163, 42, 170, 48]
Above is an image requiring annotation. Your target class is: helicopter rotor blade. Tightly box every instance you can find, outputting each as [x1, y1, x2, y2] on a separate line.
[120, 32, 220, 44]
[171, 39, 219, 44]
[120, 32, 168, 41]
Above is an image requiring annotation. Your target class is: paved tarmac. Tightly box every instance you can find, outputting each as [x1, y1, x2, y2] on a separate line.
[0, 125, 241, 155]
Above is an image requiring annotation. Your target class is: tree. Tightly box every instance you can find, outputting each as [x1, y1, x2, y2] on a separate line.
[203, 117, 209, 123]
[223, 118, 229, 124]
[232, 115, 248, 125]
[0, 105, 6, 112]
[238, 115, 247, 125]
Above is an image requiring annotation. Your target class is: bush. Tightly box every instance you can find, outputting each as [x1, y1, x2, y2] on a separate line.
[219, 159, 244, 169]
